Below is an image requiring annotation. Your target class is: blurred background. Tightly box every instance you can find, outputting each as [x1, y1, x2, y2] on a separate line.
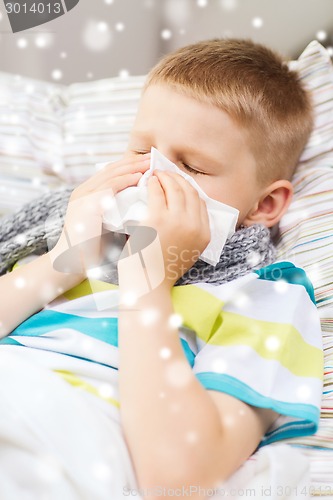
[0, 0, 333, 84]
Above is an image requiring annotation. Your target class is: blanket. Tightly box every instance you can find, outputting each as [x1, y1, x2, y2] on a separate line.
[0, 349, 138, 500]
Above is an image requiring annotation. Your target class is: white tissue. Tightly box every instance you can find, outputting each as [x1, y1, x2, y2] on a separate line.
[97, 147, 239, 266]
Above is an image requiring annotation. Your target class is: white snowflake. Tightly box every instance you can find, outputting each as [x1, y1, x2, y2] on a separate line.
[273, 280, 288, 294]
[14, 277, 26, 289]
[316, 30, 327, 41]
[265, 335, 281, 352]
[119, 69, 129, 78]
[160, 347, 172, 359]
[98, 383, 114, 399]
[168, 313, 183, 328]
[165, 360, 192, 387]
[35, 34, 54, 48]
[252, 17, 263, 29]
[17, 38, 28, 49]
[51, 69, 63, 81]
[82, 20, 113, 52]
[296, 385, 312, 401]
[185, 431, 198, 444]
[164, 0, 191, 25]
[140, 308, 160, 326]
[115, 22, 125, 32]
[161, 29, 172, 40]
[92, 462, 112, 481]
[220, 0, 238, 10]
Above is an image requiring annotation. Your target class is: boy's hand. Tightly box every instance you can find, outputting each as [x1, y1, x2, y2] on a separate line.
[119, 170, 210, 291]
[50, 154, 151, 277]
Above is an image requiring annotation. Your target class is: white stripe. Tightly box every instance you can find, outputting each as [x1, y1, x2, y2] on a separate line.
[193, 343, 322, 408]
[13, 329, 119, 369]
[46, 290, 120, 318]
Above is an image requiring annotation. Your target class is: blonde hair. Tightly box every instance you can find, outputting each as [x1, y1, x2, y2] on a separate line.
[144, 38, 314, 186]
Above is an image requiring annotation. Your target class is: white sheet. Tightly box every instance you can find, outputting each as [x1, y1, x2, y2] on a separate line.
[0, 350, 138, 500]
[213, 444, 311, 500]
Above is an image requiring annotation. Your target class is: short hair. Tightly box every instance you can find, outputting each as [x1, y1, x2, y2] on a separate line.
[144, 38, 314, 186]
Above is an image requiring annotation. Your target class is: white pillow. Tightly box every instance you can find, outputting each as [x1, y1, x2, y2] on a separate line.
[0, 72, 145, 217]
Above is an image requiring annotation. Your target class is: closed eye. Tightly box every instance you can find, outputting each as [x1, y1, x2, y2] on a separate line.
[133, 150, 150, 155]
[182, 162, 206, 175]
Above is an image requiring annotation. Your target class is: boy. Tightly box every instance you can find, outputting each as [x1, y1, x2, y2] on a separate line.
[0, 38, 323, 499]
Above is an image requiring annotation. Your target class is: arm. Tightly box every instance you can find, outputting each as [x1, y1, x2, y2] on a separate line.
[0, 245, 85, 339]
[118, 171, 278, 498]
[0, 154, 151, 339]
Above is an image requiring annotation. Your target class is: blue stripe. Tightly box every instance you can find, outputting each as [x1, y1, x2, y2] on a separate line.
[10, 310, 119, 346]
[180, 339, 195, 368]
[7, 310, 196, 367]
[0, 337, 23, 346]
[195, 372, 319, 445]
[259, 420, 317, 448]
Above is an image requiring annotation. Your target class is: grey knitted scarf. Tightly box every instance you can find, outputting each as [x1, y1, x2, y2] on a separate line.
[0, 187, 276, 284]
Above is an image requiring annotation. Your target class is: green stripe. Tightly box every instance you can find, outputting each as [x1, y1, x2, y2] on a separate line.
[171, 285, 223, 341]
[203, 310, 323, 379]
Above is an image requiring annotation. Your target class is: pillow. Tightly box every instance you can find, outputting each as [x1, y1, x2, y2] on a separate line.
[0, 72, 145, 217]
[277, 41, 333, 316]
[275, 41, 333, 454]
[60, 76, 146, 185]
[0, 72, 65, 216]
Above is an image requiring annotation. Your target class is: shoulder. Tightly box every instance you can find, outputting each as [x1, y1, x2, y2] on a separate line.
[254, 260, 316, 305]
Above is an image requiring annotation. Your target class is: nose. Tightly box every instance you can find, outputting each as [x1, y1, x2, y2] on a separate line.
[153, 147, 175, 164]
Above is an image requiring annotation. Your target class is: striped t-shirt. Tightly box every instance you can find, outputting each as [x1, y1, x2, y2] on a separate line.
[0, 259, 323, 448]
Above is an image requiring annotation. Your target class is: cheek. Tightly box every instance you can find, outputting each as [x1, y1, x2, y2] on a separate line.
[197, 177, 246, 211]
[195, 177, 231, 204]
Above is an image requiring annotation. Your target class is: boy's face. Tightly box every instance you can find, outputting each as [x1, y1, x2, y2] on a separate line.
[124, 84, 263, 227]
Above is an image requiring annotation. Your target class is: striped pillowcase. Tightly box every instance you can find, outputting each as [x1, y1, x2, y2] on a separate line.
[276, 41, 333, 450]
[60, 76, 146, 185]
[0, 72, 145, 217]
[0, 72, 66, 215]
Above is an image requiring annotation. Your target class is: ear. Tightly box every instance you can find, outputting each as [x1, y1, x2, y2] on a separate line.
[242, 180, 294, 228]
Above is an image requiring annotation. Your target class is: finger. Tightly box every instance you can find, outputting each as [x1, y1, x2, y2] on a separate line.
[93, 155, 151, 184]
[103, 153, 151, 175]
[104, 171, 144, 195]
[79, 157, 151, 193]
[146, 175, 166, 215]
[163, 171, 203, 214]
[171, 174, 210, 239]
[153, 170, 186, 212]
